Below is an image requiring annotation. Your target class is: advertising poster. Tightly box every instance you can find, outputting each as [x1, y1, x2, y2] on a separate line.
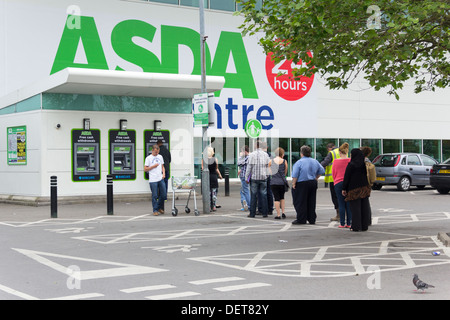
[7, 126, 27, 165]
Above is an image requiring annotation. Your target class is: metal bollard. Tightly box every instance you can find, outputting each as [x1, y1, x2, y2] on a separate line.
[50, 176, 57, 218]
[224, 167, 230, 196]
[107, 175, 114, 215]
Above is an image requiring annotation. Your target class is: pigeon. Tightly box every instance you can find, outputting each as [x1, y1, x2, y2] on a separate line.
[413, 274, 435, 292]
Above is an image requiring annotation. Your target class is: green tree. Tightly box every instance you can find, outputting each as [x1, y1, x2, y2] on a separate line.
[236, 0, 449, 99]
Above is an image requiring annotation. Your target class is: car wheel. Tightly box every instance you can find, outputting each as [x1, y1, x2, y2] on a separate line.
[437, 188, 450, 194]
[397, 176, 411, 191]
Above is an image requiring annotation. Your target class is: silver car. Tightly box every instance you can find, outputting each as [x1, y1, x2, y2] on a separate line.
[372, 153, 438, 191]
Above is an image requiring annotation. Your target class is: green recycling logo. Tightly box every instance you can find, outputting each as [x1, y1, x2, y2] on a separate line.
[244, 119, 262, 139]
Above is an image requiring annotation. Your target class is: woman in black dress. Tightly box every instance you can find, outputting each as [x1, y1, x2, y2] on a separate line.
[342, 148, 372, 231]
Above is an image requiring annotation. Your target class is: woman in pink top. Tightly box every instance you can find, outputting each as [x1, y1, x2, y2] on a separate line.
[332, 143, 352, 228]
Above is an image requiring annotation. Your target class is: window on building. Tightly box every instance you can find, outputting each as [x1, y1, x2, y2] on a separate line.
[210, 0, 235, 11]
[316, 138, 338, 163]
[267, 137, 290, 176]
[237, 0, 263, 11]
[443, 140, 450, 162]
[383, 139, 401, 153]
[211, 137, 238, 178]
[292, 138, 315, 166]
[193, 137, 203, 178]
[361, 139, 381, 161]
[403, 139, 421, 153]
[180, 0, 208, 8]
[423, 139, 441, 162]
[149, 0, 179, 5]
[338, 138, 360, 154]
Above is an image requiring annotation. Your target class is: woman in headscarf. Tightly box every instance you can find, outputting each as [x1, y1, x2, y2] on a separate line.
[342, 148, 372, 231]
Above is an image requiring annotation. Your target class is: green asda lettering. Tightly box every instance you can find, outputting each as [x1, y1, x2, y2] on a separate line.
[51, 16, 258, 99]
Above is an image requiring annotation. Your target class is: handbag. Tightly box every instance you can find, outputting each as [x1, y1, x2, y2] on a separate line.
[283, 177, 289, 192]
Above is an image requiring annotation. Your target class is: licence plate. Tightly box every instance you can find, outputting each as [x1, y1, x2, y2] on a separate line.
[439, 169, 450, 174]
[376, 177, 385, 181]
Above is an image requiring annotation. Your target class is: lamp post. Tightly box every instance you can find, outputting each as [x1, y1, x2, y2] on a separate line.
[199, 0, 210, 214]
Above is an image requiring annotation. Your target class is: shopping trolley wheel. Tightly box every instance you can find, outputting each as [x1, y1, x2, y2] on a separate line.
[172, 207, 178, 216]
[185, 207, 191, 214]
[194, 210, 200, 216]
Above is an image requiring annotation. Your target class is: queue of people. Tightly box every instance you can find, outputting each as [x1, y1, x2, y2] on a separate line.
[240, 141, 374, 232]
[145, 139, 375, 233]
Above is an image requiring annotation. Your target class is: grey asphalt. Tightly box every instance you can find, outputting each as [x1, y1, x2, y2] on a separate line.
[1, 181, 449, 302]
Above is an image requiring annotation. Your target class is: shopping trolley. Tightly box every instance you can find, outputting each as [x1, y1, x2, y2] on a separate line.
[171, 176, 199, 216]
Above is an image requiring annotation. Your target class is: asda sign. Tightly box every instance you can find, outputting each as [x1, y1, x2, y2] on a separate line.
[51, 16, 258, 99]
[49, 14, 315, 134]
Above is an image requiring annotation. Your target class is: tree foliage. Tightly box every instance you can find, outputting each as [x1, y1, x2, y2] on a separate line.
[236, 0, 450, 99]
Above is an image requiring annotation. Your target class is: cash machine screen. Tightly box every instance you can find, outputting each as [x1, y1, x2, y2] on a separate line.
[74, 144, 99, 174]
[111, 144, 134, 174]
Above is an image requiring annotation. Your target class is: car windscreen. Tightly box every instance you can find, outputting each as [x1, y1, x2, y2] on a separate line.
[373, 155, 400, 167]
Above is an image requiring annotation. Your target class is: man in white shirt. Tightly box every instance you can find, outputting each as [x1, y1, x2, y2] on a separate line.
[144, 145, 166, 215]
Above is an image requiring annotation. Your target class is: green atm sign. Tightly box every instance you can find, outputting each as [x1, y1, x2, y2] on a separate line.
[51, 16, 258, 99]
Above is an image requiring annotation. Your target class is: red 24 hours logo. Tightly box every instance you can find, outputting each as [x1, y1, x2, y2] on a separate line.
[265, 52, 314, 101]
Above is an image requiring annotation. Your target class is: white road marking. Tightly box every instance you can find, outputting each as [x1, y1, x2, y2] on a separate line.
[214, 282, 271, 292]
[47, 293, 104, 300]
[191, 236, 450, 278]
[121, 284, 176, 293]
[146, 291, 201, 300]
[189, 277, 244, 285]
[0, 284, 39, 300]
[13, 248, 167, 280]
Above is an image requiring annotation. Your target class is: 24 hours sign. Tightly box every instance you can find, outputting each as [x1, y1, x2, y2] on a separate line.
[7, 126, 27, 165]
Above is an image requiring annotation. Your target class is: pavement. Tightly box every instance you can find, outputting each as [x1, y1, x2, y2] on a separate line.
[0, 180, 296, 221]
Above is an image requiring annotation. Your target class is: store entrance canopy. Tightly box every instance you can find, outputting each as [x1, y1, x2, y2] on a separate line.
[0, 68, 225, 109]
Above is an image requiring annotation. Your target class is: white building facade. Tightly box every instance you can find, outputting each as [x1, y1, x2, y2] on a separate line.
[1, 0, 449, 201]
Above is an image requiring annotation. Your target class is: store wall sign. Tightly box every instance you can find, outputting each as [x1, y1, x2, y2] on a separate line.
[7, 126, 27, 165]
[244, 119, 262, 139]
[51, 16, 258, 99]
[265, 52, 314, 101]
[193, 93, 209, 127]
[39, 9, 316, 136]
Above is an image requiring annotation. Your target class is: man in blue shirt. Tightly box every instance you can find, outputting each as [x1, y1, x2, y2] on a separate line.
[291, 145, 325, 224]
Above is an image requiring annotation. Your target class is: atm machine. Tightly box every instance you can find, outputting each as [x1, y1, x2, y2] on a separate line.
[111, 144, 135, 176]
[73, 143, 100, 180]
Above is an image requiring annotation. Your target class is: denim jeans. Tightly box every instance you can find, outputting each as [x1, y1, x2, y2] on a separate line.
[334, 182, 352, 226]
[149, 179, 167, 213]
[239, 176, 250, 207]
[249, 179, 268, 217]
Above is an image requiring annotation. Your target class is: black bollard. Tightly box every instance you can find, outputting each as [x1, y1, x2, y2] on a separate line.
[107, 175, 114, 215]
[224, 167, 230, 196]
[50, 176, 57, 218]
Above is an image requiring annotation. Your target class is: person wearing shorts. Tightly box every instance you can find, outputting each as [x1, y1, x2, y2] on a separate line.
[269, 147, 288, 219]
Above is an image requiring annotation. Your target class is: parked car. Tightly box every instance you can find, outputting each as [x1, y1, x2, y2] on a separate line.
[371, 153, 438, 191]
[430, 158, 450, 194]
